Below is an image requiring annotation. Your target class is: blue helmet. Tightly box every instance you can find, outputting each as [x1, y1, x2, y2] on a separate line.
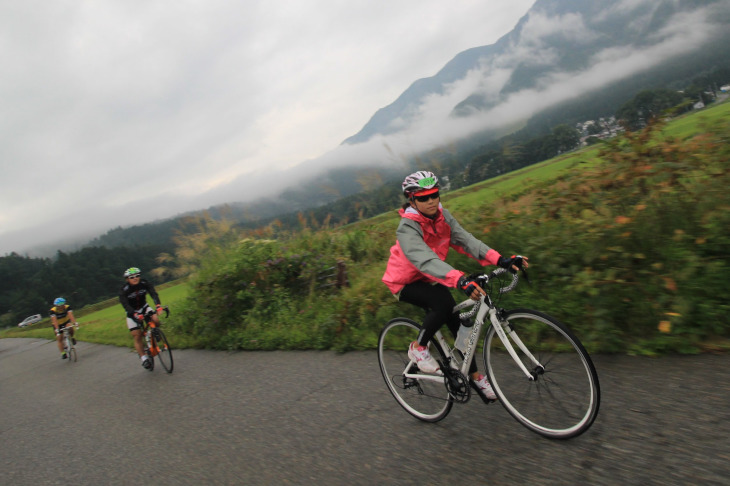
[53, 297, 66, 306]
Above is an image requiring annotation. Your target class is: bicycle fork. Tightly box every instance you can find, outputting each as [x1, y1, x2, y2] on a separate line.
[488, 309, 544, 381]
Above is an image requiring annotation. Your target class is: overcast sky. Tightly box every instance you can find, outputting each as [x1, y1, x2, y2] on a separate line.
[3, 0, 728, 258]
[0, 0, 535, 255]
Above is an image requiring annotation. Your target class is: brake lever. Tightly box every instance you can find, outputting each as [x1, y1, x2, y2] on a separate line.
[520, 267, 531, 284]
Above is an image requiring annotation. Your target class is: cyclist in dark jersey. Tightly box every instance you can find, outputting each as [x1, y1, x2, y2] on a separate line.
[119, 267, 164, 369]
[50, 297, 77, 359]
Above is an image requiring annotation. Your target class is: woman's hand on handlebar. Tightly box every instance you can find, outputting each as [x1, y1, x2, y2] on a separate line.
[498, 255, 529, 273]
[457, 275, 487, 301]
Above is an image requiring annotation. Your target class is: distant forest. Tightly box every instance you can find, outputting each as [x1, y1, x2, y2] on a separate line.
[2, 64, 729, 327]
[0, 246, 167, 327]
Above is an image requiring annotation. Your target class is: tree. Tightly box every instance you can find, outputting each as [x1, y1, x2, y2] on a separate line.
[616, 88, 685, 130]
[586, 123, 603, 136]
[551, 124, 581, 154]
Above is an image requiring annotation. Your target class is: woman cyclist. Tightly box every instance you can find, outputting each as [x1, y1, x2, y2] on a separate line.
[382, 170, 528, 400]
[119, 267, 164, 369]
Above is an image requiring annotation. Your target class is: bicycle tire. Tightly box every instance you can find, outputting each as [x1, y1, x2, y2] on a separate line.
[483, 309, 600, 439]
[144, 342, 155, 371]
[68, 345, 77, 363]
[378, 318, 453, 422]
[152, 329, 174, 373]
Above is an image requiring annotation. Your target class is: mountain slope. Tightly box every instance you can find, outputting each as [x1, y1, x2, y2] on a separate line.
[343, 0, 730, 145]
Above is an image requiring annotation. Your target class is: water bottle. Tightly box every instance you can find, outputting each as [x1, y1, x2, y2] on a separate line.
[455, 324, 472, 353]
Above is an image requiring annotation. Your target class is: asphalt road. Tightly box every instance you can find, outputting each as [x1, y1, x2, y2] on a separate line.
[1, 337, 729, 485]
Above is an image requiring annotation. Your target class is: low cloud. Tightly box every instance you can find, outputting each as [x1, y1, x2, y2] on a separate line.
[137, 0, 730, 230]
[340, 1, 728, 162]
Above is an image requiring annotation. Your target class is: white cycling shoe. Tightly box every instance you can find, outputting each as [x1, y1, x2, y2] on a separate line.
[408, 341, 440, 373]
[473, 374, 497, 400]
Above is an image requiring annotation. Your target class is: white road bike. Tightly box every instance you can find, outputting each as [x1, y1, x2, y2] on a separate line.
[378, 268, 600, 439]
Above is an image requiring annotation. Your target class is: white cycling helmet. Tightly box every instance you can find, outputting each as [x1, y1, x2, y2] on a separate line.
[402, 170, 439, 197]
[123, 267, 141, 278]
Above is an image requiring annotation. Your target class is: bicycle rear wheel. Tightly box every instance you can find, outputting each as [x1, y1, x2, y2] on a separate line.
[483, 309, 600, 439]
[152, 329, 174, 373]
[378, 318, 452, 422]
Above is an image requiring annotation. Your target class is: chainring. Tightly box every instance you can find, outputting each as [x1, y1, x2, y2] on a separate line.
[441, 364, 471, 403]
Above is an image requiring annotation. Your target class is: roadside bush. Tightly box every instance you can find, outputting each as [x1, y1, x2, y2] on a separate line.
[176, 228, 384, 349]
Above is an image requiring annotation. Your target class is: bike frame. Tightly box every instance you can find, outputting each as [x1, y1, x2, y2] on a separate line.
[402, 285, 544, 386]
[59, 324, 77, 346]
[142, 312, 164, 356]
[137, 307, 167, 334]
[59, 323, 78, 360]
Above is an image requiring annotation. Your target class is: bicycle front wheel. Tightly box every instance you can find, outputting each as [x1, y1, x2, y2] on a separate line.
[144, 343, 155, 371]
[483, 309, 600, 439]
[152, 329, 174, 373]
[378, 318, 452, 422]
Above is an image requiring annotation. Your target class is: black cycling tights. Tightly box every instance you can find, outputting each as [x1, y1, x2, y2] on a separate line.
[399, 281, 477, 374]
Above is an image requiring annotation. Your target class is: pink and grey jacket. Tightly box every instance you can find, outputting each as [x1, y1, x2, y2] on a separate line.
[382, 205, 502, 295]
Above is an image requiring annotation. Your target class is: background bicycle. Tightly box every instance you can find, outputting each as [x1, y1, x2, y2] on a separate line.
[58, 323, 79, 363]
[138, 306, 173, 373]
[378, 268, 600, 439]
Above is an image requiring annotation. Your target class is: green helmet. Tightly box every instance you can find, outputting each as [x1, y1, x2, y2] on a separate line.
[123, 267, 141, 278]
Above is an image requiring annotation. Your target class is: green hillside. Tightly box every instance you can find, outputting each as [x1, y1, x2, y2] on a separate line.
[6, 101, 730, 355]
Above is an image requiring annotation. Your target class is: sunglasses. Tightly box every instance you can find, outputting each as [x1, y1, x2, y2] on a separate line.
[413, 192, 440, 202]
[128, 275, 140, 279]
